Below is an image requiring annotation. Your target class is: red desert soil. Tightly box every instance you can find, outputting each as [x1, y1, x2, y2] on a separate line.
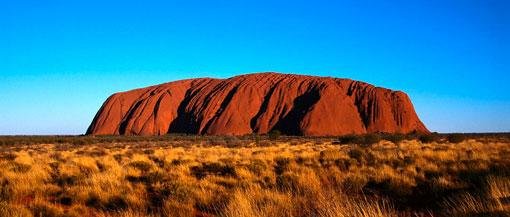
[87, 72, 429, 136]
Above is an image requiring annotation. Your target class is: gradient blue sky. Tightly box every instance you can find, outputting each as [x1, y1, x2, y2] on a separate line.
[1, 0, 509, 135]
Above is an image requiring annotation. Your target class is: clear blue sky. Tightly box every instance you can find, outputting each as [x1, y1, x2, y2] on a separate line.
[1, 0, 509, 135]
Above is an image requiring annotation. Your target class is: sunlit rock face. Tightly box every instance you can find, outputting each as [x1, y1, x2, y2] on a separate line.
[87, 72, 429, 136]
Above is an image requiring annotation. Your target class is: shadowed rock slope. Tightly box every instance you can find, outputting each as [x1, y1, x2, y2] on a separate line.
[87, 72, 429, 136]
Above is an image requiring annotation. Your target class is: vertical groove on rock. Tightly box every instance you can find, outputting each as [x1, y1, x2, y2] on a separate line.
[201, 85, 240, 134]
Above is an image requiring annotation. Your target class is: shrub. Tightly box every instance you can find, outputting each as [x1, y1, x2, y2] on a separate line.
[403, 155, 415, 165]
[348, 147, 365, 162]
[225, 137, 243, 147]
[364, 151, 377, 166]
[384, 133, 405, 144]
[447, 134, 466, 144]
[363, 179, 413, 199]
[419, 133, 440, 143]
[144, 171, 167, 183]
[338, 135, 363, 144]
[55, 174, 84, 186]
[2, 152, 17, 161]
[8, 162, 31, 173]
[57, 195, 73, 206]
[191, 162, 237, 179]
[253, 134, 261, 144]
[247, 159, 267, 175]
[72, 139, 88, 146]
[338, 134, 382, 146]
[256, 140, 273, 147]
[113, 154, 123, 163]
[171, 159, 184, 165]
[104, 195, 129, 211]
[128, 160, 153, 171]
[143, 149, 155, 155]
[161, 181, 194, 202]
[0, 179, 12, 201]
[86, 149, 107, 157]
[268, 130, 281, 141]
[274, 157, 291, 175]
[362, 134, 382, 146]
[127, 171, 166, 184]
[85, 193, 102, 209]
[149, 155, 166, 168]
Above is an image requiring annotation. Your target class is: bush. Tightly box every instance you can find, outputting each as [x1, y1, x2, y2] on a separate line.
[128, 160, 153, 171]
[419, 133, 439, 143]
[0, 179, 12, 201]
[447, 134, 466, 144]
[253, 134, 261, 145]
[113, 154, 123, 163]
[347, 147, 376, 165]
[160, 181, 194, 202]
[348, 148, 365, 162]
[104, 195, 129, 211]
[268, 130, 281, 140]
[384, 134, 405, 144]
[363, 179, 413, 199]
[54, 174, 84, 186]
[274, 157, 291, 175]
[57, 195, 73, 206]
[143, 149, 155, 155]
[127, 171, 166, 184]
[8, 162, 31, 173]
[256, 140, 273, 147]
[85, 193, 102, 209]
[2, 153, 17, 161]
[338, 134, 382, 146]
[362, 134, 382, 146]
[73, 139, 88, 146]
[247, 159, 267, 175]
[338, 135, 363, 144]
[267, 130, 282, 140]
[191, 162, 237, 179]
[225, 137, 244, 147]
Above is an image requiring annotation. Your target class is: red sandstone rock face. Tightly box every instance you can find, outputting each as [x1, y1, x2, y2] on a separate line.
[87, 72, 429, 136]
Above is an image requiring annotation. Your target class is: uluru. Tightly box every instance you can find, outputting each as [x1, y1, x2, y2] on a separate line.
[86, 72, 429, 136]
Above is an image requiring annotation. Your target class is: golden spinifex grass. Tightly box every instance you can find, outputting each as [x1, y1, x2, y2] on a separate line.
[0, 138, 509, 217]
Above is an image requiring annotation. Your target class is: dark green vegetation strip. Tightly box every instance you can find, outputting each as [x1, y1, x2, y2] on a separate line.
[0, 132, 509, 146]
